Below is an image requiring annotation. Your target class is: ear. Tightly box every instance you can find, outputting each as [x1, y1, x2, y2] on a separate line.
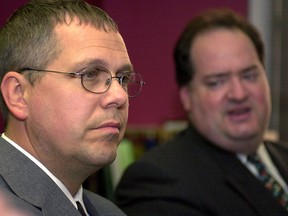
[179, 85, 192, 112]
[1, 72, 29, 120]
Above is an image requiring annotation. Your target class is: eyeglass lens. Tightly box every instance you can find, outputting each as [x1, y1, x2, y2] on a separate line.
[81, 67, 144, 97]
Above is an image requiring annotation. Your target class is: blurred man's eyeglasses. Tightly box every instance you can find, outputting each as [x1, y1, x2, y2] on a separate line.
[20, 66, 145, 97]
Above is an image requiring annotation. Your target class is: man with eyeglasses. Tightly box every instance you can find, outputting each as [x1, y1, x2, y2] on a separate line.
[0, 0, 144, 215]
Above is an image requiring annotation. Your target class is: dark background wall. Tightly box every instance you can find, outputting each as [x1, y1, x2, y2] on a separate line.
[0, 0, 247, 129]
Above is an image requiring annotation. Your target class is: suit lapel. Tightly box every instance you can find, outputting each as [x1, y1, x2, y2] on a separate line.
[0, 138, 82, 215]
[83, 192, 100, 216]
[265, 141, 288, 184]
[210, 146, 288, 216]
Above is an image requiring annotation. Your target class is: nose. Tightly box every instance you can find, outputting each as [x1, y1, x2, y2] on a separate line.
[227, 77, 248, 101]
[104, 78, 128, 107]
[111, 76, 122, 85]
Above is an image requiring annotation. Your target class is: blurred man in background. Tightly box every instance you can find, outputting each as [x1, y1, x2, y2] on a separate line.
[115, 8, 288, 216]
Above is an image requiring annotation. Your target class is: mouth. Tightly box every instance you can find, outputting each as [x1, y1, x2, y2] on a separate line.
[97, 121, 121, 133]
[227, 107, 252, 122]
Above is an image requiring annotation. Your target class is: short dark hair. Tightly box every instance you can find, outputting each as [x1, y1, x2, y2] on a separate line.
[174, 8, 264, 87]
[0, 0, 118, 126]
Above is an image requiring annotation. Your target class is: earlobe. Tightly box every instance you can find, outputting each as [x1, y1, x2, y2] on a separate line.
[1, 72, 28, 120]
[179, 86, 192, 112]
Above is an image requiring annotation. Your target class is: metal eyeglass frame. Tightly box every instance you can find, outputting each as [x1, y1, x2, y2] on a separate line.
[20, 66, 145, 97]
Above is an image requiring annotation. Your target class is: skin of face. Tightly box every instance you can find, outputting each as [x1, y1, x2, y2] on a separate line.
[3, 20, 132, 194]
[180, 28, 271, 154]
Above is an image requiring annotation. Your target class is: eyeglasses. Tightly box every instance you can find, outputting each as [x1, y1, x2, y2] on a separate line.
[20, 66, 145, 97]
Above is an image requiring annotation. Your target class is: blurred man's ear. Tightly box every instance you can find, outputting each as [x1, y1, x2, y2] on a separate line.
[179, 85, 192, 112]
[1, 72, 29, 121]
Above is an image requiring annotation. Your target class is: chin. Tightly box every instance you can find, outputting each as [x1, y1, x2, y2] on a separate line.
[229, 126, 258, 138]
[89, 154, 116, 170]
[102, 149, 118, 164]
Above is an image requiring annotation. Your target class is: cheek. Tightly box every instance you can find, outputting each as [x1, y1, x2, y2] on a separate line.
[190, 93, 226, 132]
[193, 92, 222, 113]
[29, 91, 81, 129]
[120, 107, 129, 132]
[251, 85, 271, 108]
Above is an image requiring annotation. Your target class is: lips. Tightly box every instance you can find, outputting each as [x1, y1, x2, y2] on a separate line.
[97, 121, 121, 130]
[227, 106, 252, 121]
[228, 107, 250, 115]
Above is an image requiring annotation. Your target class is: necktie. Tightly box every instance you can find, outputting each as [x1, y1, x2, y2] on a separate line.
[247, 154, 288, 210]
[76, 201, 87, 216]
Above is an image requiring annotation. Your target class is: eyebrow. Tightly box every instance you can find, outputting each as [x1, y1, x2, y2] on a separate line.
[71, 59, 134, 72]
[204, 65, 259, 79]
[240, 65, 258, 73]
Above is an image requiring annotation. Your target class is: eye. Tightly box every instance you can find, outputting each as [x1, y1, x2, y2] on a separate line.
[121, 73, 133, 86]
[205, 76, 227, 89]
[83, 67, 102, 79]
[82, 67, 110, 84]
[242, 70, 258, 82]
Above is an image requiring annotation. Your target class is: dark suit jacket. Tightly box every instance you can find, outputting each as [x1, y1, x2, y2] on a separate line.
[0, 137, 126, 216]
[115, 125, 288, 216]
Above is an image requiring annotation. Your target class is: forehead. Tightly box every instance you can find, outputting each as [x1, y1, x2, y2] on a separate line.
[191, 28, 259, 75]
[55, 21, 127, 50]
[52, 21, 130, 70]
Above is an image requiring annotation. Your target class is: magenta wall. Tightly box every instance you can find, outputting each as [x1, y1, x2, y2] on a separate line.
[0, 0, 247, 129]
